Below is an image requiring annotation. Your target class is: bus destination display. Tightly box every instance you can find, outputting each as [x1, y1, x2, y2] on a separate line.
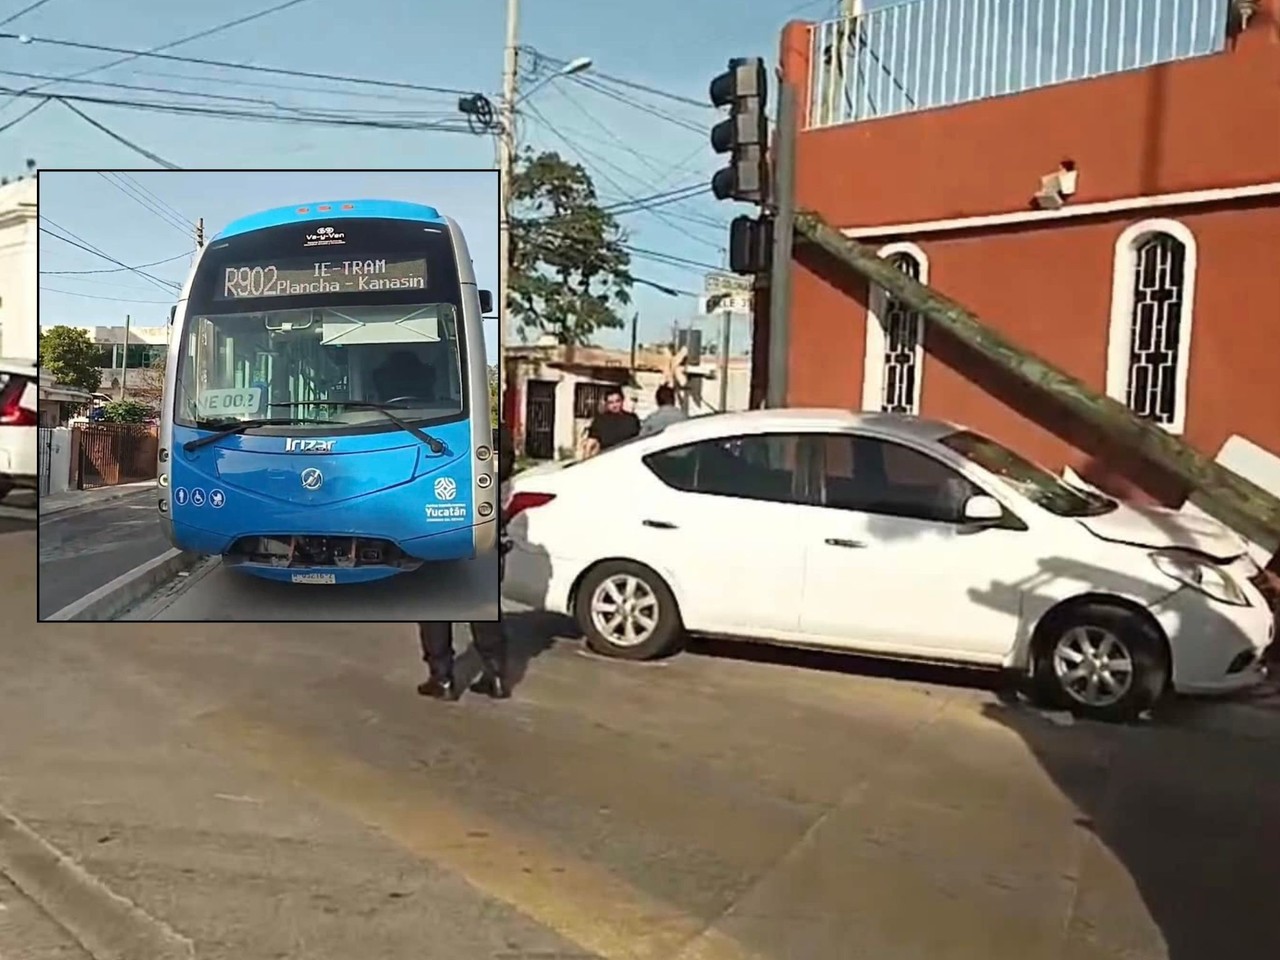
[217, 257, 429, 299]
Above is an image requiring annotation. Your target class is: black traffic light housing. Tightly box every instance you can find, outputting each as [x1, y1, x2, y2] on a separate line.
[709, 57, 769, 205]
[728, 215, 773, 275]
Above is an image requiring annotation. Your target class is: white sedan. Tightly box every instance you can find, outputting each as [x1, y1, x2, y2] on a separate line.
[0, 359, 39, 501]
[503, 408, 1275, 722]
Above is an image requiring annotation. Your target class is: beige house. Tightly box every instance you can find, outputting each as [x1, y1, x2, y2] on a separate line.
[504, 341, 752, 460]
[0, 175, 37, 362]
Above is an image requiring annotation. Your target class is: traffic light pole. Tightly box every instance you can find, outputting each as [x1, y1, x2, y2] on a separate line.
[765, 82, 798, 409]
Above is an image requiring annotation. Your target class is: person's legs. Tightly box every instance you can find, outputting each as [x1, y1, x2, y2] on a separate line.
[417, 622, 458, 699]
[468, 620, 510, 699]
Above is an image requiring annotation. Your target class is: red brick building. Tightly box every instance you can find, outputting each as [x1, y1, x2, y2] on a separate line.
[764, 0, 1280, 513]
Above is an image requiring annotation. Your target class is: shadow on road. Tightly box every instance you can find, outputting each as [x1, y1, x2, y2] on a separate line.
[982, 699, 1280, 959]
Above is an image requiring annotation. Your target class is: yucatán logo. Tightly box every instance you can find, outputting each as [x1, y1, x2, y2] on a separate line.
[285, 438, 334, 452]
[301, 468, 324, 490]
[303, 225, 345, 247]
[425, 475, 466, 522]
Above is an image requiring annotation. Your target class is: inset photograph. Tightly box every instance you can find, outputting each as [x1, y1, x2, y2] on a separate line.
[37, 169, 499, 622]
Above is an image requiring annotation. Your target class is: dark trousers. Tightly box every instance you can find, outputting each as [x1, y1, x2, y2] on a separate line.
[418, 621, 507, 679]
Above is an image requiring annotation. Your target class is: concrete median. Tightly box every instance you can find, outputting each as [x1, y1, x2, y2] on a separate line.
[44, 549, 205, 622]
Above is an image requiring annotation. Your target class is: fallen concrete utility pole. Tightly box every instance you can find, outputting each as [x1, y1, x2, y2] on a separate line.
[794, 210, 1280, 548]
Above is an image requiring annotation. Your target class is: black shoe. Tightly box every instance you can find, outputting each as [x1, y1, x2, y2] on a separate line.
[470, 673, 510, 699]
[417, 675, 459, 700]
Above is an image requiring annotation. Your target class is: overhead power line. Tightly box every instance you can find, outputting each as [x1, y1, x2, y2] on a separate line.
[6, 0, 319, 108]
[58, 99, 180, 168]
[40, 222, 181, 293]
[98, 173, 193, 237]
[0, 0, 56, 28]
[44, 250, 192, 275]
[40, 285, 174, 303]
[0, 85, 477, 134]
[0, 31, 478, 97]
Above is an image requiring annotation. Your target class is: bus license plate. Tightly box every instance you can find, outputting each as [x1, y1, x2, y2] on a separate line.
[292, 573, 336, 584]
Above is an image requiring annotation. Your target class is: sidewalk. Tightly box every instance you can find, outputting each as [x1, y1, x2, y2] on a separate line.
[39, 480, 156, 518]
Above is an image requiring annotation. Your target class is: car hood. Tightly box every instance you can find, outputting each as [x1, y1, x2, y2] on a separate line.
[1076, 502, 1247, 560]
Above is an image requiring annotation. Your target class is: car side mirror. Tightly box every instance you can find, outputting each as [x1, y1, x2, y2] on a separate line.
[478, 289, 494, 314]
[962, 494, 1003, 523]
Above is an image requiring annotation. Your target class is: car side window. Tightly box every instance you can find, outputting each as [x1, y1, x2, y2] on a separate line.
[818, 434, 981, 523]
[645, 433, 808, 506]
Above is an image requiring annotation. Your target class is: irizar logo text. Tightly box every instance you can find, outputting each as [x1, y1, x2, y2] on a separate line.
[285, 438, 334, 452]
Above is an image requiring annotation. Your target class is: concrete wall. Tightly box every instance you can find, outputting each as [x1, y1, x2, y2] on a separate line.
[47, 428, 72, 495]
[0, 177, 37, 361]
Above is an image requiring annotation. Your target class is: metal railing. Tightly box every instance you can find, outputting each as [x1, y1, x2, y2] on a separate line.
[808, 0, 1230, 128]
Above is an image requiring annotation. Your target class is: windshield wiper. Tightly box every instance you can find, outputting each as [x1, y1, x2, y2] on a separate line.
[270, 401, 448, 455]
[183, 417, 331, 453]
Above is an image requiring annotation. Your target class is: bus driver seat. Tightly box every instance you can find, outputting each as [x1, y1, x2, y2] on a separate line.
[372, 350, 434, 403]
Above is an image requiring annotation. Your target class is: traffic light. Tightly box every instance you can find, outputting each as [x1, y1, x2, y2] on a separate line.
[709, 58, 769, 205]
[728, 214, 773, 275]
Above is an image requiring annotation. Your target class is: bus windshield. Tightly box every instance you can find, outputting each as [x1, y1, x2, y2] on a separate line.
[175, 303, 465, 432]
[173, 215, 470, 435]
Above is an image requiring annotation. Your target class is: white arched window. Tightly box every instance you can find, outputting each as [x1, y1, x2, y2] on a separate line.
[1105, 219, 1198, 434]
[862, 242, 928, 414]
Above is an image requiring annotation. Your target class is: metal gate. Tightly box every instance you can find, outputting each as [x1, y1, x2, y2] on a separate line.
[37, 427, 53, 495]
[75, 424, 158, 490]
[524, 380, 556, 460]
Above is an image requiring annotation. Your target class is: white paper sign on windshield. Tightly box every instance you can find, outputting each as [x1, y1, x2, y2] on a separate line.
[196, 387, 262, 417]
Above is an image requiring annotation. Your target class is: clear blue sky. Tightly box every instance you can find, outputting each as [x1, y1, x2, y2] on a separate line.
[2, 0, 861, 354]
[37, 170, 499, 359]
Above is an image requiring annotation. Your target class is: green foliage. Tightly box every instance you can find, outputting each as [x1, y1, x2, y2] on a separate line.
[489, 368, 499, 429]
[100, 399, 153, 423]
[39, 326, 102, 394]
[510, 150, 633, 345]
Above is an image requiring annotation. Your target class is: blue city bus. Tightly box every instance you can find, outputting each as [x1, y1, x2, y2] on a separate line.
[156, 199, 498, 583]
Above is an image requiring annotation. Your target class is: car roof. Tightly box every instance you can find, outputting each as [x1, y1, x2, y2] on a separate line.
[648, 408, 962, 445]
[0, 358, 37, 376]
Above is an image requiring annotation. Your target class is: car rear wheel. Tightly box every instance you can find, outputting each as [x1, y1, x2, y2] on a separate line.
[1033, 602, 1169, 723]
[574, 560, 683, 661]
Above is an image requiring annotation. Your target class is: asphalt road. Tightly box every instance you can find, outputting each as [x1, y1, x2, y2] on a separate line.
[3, 518, 1280, 959]
[125, 550, 499, 621]
[36, 489, 171, 619]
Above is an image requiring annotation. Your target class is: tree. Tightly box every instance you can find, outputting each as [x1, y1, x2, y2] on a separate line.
[39, 325, 102, 394]
[100, 398, 152, 423]
[125, 356, 165, 410]
[509, 150, 633, 345]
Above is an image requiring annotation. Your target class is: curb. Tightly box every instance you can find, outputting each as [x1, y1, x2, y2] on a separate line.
[0, 806, 195, 960]
[44, 549, 204, 622]
[39, 482, 156, 519]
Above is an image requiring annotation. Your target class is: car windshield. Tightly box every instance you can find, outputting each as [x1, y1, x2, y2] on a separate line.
[938, 430, 1118, 517]
[174, 302, 465, 432]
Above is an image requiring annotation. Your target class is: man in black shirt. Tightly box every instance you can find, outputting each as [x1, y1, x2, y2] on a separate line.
[417, 420, 514, 700]
[583, 388, 639, 457]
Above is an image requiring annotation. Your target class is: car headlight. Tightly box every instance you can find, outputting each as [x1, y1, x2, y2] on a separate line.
[1150, 549, 1250, 606]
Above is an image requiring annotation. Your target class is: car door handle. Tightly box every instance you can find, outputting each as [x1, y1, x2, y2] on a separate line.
[643, 519, 677, 529]
[824, 537, 866, 548]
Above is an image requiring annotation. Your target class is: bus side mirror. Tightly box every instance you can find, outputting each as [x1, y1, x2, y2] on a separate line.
[478, 290, 493, 314]
[169, 305, 176, 326]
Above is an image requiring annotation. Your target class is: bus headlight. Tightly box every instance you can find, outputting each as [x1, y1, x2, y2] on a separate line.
[158, 473, 169, 487]
[478, 502, 493, 517]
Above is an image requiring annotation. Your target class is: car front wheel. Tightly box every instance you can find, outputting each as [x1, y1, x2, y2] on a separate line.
[574, 560, 683, 661]
[1033, 602, 1169, 723]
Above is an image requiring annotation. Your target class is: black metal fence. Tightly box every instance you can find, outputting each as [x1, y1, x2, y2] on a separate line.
[37, 426, 54, 496]
[74, 423, 158, 490]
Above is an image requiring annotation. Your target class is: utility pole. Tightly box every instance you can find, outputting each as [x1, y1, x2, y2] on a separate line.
[718, 308, 732, 411]
[629, 312, 639, 381]
[195, 217, 204, 248]
[119, 313, 130, 400]
[497, 0, 519, 392]
[765, 82, 798, 408]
